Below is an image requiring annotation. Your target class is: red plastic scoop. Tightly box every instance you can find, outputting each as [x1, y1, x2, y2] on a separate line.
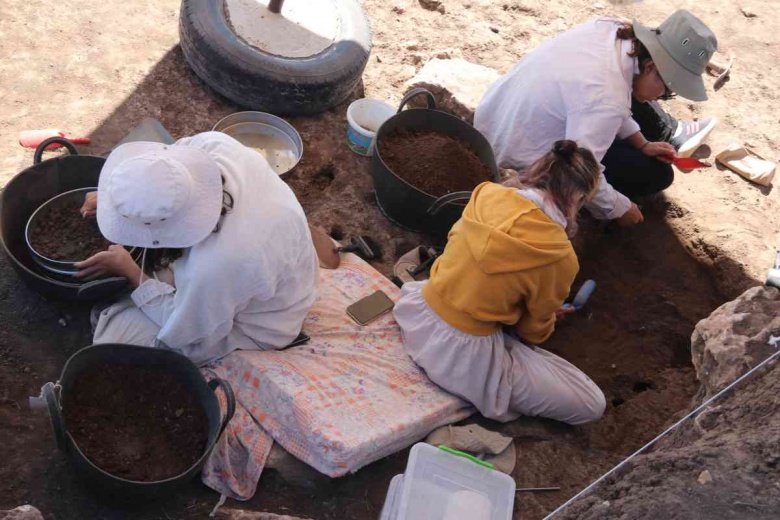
[19, 129, 91, 150]
[662, 154, 711, 170]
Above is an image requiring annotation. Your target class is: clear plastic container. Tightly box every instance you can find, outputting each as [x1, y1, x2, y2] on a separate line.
[391, 443, 515, 520]
[380, 474, 404, 520]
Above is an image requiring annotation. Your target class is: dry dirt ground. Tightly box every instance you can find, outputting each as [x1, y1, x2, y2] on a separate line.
[0, 0, 778, 519]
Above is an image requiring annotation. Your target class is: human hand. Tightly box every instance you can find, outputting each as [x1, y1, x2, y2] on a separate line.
[555, 306, 576, 321]
[616, 203, 644, 227]
[74, 245, 140, 282]
[80, 191, 97, 218]
[641, 142, 676, 163]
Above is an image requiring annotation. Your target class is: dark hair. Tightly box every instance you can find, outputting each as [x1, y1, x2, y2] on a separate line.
[503, 140, 600, 236]
[142, 178, 234, 275]
[616, 23, 652, 66]
[617, 22, 676, 100]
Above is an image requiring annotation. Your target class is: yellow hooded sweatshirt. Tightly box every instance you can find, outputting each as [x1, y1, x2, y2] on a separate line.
[422, 182, 578, 344]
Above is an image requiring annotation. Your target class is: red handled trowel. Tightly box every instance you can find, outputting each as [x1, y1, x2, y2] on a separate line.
[662, 154, 711, 170]
[20, 129, 91, 150]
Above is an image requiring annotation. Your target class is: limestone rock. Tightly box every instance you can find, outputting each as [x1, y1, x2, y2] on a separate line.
[405, 58, 500, 123]
[691, 286, 780, 397]
[697, 469, 713, 485]
[0, 506, 44, 520]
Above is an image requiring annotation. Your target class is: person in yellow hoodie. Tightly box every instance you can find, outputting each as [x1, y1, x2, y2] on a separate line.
[394, 140, 606, 425]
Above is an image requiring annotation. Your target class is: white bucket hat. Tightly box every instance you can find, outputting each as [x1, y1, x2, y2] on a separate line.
[97, 142, 223, 248]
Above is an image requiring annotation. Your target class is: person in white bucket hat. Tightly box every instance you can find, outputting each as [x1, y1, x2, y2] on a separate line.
[475, 10, 718, 229]
[76, 131, 318, 366]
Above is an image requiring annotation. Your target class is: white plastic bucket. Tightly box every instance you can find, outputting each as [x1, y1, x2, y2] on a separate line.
[346, 99, 395, 156]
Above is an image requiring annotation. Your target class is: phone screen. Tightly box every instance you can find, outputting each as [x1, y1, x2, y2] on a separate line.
[346, 290, 395, 326]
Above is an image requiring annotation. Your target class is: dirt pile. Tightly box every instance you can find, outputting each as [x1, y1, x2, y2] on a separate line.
[62, 364, 209, 482]
[378, 129, 491, 196]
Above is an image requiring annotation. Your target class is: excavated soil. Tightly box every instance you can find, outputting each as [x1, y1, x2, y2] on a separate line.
[559, 361, 780, 520]
[378, 130, 491, 196]
[62, 364, 209, 482]
[28, 198, 111, 261]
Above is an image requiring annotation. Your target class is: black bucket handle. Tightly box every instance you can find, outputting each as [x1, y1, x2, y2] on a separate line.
[427, 191, 473, 216]
[396, 88, 437, 113]
[42, 382, 68, 452]
[33, 137, 79, 165]
[77, 277, 130, 301]
[208, 378, 236, 437]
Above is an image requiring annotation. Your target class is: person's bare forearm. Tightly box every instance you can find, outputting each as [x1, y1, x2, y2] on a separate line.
[626, 131, 649, 150]
[125, 263, 148, 289]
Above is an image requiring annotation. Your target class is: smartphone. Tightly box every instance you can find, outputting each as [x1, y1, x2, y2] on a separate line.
[346, 290, 395, 326]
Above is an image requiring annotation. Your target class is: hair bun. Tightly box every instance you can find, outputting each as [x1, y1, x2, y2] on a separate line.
[553, 140, 578, 160]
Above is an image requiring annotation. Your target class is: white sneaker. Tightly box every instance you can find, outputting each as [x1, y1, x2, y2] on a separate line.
[670, 117, 717, 158]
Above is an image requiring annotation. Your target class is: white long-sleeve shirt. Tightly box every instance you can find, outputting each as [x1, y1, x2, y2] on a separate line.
[130, 132, 318, 366]
[474, 17, 639, 220]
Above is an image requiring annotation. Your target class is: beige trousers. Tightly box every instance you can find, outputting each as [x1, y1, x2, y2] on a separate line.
[393, 282, 606, 425]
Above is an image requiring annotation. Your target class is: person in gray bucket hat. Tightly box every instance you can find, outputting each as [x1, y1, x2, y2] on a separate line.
[475, 10, 719, 229]
[633, 10, 717, 103]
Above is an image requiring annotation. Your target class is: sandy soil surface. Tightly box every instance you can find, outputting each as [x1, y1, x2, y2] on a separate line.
[0, 0, 778, 519]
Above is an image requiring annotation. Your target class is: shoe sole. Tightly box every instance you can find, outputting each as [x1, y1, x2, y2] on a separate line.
[677, 118, 718, 158]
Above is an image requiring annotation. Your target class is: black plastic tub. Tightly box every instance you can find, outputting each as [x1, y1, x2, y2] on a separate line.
[370, 88, 500, 237]
[0, 138, 129, 301]
[39, 343, 235, 500]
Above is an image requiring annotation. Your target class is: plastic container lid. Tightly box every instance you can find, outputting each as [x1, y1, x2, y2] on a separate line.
[395, 443, 515, 520]
[380, 474, 404, 520]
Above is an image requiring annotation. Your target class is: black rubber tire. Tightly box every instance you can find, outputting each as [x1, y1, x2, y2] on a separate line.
[180, 0, 372, 116]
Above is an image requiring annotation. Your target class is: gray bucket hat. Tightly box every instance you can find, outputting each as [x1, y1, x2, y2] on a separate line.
[634, 10, 718, 102]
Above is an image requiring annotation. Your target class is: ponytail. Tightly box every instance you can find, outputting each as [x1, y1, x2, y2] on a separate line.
[504, 140, 600, 236]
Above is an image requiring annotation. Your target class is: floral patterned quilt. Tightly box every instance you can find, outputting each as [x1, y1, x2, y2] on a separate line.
[201, 254, 472, 500]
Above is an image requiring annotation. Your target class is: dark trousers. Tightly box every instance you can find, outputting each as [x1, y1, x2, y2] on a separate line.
[602, 99, 678, 200]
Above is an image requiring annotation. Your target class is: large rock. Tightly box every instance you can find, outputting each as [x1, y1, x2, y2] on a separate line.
[691, 285, 780, 397]
[405, 58, 500, 123]
[0, 506, 44, 520]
